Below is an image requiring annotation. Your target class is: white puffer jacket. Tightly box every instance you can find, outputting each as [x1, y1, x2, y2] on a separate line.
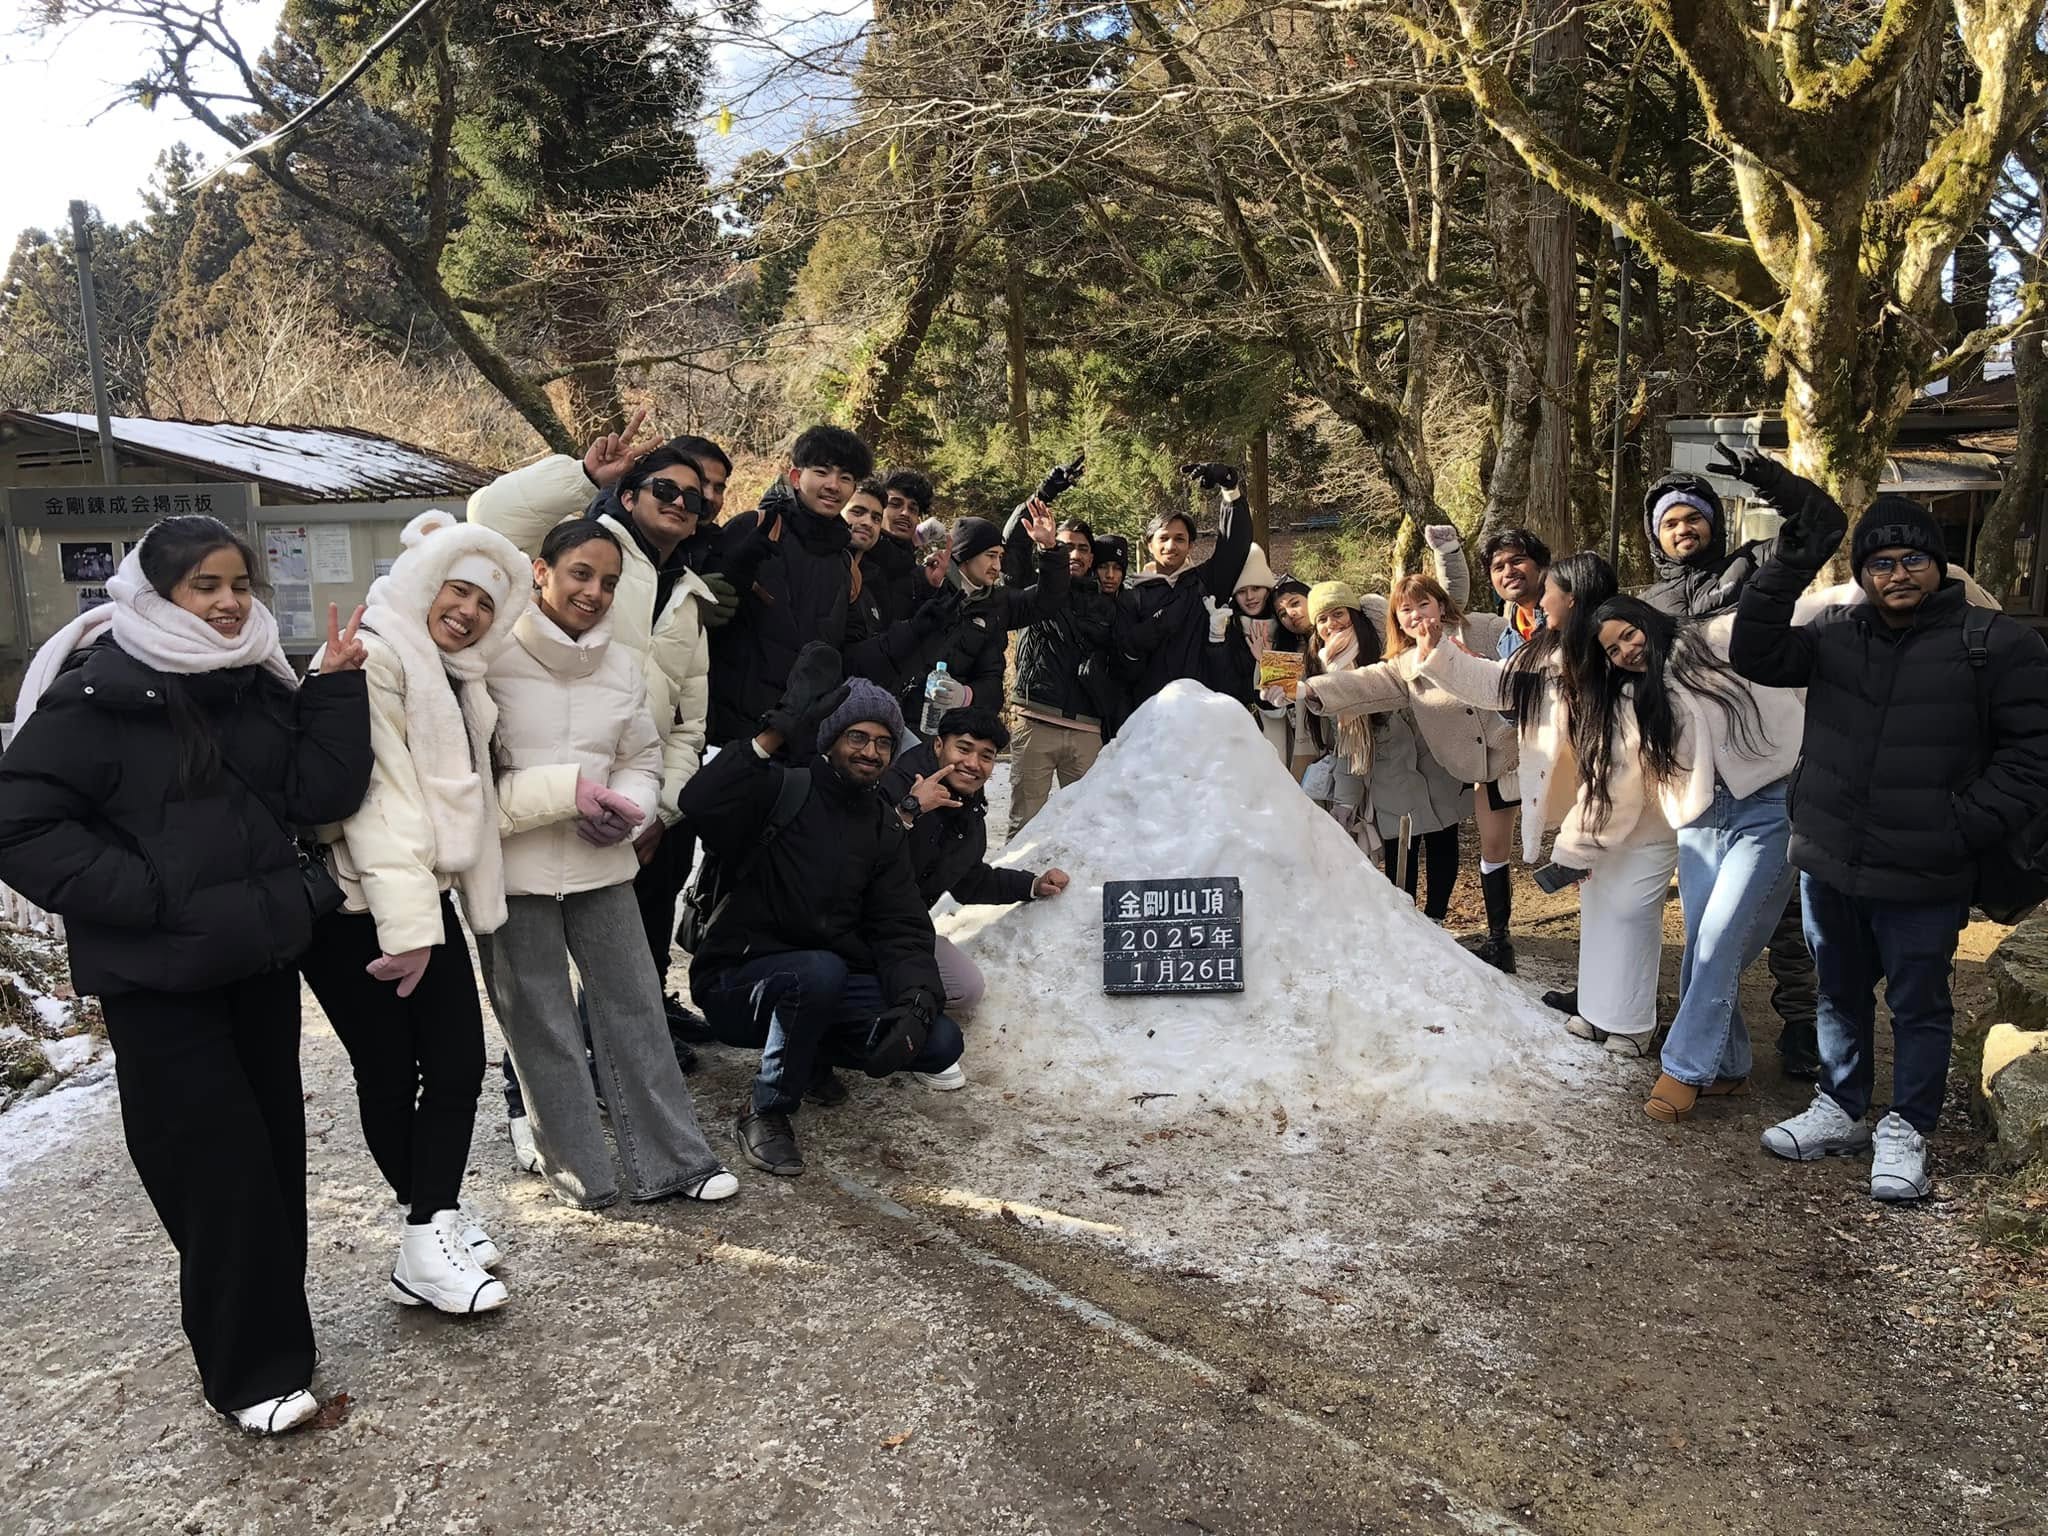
[468, 454, 714, 824]
[487, 608, 662, 898]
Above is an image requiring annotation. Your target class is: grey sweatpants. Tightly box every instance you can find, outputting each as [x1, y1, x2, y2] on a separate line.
[481, 884, 724, 1209]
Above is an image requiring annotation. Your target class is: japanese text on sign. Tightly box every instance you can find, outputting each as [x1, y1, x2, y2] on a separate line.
[1102, 877, 1245, 995]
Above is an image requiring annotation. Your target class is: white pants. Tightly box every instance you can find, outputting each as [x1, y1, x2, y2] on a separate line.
[1576, 824, 1679, 1040]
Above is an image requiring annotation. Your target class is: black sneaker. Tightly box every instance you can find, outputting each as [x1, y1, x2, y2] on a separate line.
[1541, 987, 1578, 1014]
[803, 1069, 849, 1108]
[1472, 933, 1517, 975]
[735, 1108, 805, 1177]
[664, 993, 715, 1044]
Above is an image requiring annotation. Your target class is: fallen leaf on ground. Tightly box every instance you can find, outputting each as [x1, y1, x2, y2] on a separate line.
[880, 1431, 913, 1449]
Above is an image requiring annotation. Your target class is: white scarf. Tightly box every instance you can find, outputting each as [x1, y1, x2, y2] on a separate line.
[348, 590, 499, 882]
[1313, 633, 1376, 776]
[15, 547, 297, 725]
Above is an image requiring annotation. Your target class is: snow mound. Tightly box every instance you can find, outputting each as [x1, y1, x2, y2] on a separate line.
[940, 681, 1598, 1122]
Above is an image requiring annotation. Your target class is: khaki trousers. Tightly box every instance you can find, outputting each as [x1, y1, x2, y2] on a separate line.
[1007, 714, 1103, 840]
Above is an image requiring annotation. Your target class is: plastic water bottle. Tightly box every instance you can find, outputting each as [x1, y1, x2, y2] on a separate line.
[922, 661, 960, 735]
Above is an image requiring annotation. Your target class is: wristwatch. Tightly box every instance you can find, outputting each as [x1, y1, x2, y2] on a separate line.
[896, 792, 924, 824]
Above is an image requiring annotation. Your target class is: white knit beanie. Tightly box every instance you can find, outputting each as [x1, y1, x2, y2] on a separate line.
[368, 509, 529, 669]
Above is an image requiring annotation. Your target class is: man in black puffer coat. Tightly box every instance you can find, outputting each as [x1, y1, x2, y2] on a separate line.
[1732, 478, 2048, 1202]
[890, 511, 1071, 735]
[680, 656, 960, 1178]
[706, 425, 870, 745]
[880, 708, 1070, 1063]
[1647, 447, 1830, 1075]
[1125, 462, 1254, 709]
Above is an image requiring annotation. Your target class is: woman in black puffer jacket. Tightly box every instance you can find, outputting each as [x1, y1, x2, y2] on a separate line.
[0, 517, 370, 1437]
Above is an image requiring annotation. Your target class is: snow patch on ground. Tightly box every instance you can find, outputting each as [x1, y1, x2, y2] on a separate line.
[942, 682, 1598, 1124]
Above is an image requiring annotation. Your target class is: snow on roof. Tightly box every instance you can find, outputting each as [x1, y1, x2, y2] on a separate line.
[5, 411, 500, 502]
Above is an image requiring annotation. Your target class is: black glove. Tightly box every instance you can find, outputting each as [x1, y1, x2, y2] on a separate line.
[698, 571, 741, 630]
[1710, 443, 1845, 569]
[1036, 449, 1087, 504]
[910, 583, 962, 638]
[718, 507, 785, 592]
[761, 642, 845, 747]
[1533, 862, 1589, 894]
[863, 990, 938, 1078]
[1180, 461, 1240, 493]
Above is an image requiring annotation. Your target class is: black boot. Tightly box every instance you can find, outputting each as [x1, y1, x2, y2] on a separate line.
[1473, 865, 1516, 974]
[1541, 987, 1578, 1014]
[665, 992, 714, 1044]
[735, 1108, 805, 1177]
[803, 1067, 849, 1108]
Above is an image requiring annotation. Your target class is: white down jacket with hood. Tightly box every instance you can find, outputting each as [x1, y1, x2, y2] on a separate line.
[468, 454, 713, 823]
[487, 607, 663, 898]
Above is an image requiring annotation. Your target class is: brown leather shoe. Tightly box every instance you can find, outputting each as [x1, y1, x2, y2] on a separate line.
[1644, 1074, 1699, 1123]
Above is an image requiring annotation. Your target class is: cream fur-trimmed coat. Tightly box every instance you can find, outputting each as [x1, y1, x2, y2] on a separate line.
[468, 454, 713, 823]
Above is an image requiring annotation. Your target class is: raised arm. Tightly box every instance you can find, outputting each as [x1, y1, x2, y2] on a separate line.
[1298, 658, 1411, 719]
[466, 455, 597, 556]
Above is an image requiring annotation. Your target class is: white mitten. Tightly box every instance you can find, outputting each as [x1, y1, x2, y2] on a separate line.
[1422, 523, 1462, 553]
[1202, 594, 1231, 643]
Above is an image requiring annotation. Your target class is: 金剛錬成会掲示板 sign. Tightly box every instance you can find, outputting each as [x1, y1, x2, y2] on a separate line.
[1102, 877, 1244, 994]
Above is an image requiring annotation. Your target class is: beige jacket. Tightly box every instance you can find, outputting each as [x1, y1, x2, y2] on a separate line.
[487, 609, 663, 899]
[467, 454, 713, 824]
[1298, 612, 1518, 788]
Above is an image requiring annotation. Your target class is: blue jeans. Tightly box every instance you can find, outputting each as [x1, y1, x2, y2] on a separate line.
[698, 950, 964, 1115]
[1662, 782, 1795, 1087]
[1801, 873, 1969, 1133]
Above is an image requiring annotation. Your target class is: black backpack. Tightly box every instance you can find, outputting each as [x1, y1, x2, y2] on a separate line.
[1964, 607, 2048, 924]
[674, 765, 812, 954]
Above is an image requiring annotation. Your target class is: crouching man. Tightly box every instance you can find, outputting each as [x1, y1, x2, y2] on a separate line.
[880, 708, 1070, 1091]
[677, 648, 961, 1177]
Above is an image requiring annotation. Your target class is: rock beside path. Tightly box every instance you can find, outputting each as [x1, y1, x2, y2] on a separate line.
[1981, 1024, 2048, 1170]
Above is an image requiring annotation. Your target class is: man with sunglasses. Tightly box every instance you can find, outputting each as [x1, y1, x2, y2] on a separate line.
[679, 651, 961, 1178]
[1732, 476, 2048, 1203]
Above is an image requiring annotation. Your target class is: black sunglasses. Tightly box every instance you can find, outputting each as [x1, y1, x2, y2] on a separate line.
[643, 477, 704, 517]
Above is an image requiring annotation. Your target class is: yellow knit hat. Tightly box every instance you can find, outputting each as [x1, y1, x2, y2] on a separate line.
[1306, 580, 1361, 624]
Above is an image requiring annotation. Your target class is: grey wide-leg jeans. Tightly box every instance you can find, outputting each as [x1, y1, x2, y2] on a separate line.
[482, 884, 725, 1208]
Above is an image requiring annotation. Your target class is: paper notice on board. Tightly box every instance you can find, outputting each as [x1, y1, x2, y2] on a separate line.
[309, 525, 354, 584]
[263, 526, 310, 584]
[373, 558, 396, 578]
[273, 584, 315, 639]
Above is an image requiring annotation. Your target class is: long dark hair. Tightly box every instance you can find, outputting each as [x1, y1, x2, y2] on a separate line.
[1572, 595, 1768, 832]
[1299, 606, 1382, 754]
[538, 519, 622, 565]
[136, 516, 265, 791]
[1504, 551, 1616, 737]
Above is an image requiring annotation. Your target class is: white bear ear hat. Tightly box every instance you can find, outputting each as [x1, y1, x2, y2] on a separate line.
[365, 509, 529, 673]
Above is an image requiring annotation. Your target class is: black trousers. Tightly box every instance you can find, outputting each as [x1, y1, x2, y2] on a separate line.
[100, 968, 315, 1413]
[300, 895, 484, 1220]
[635, 822, 696, 992]
[1384, 825, 1462, 922]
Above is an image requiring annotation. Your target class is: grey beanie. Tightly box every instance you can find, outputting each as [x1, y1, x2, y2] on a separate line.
[817, 677, 905, 749]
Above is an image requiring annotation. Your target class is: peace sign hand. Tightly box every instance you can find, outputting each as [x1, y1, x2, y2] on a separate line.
[322, 603, 368, 672]
[583, 406, 656, 488]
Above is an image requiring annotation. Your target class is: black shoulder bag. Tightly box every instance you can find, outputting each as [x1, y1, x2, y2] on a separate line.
[675, 765, 813, 954]
[1964, 607, 2048, 924]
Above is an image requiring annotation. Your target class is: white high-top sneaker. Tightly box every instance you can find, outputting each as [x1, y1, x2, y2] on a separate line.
[508, 1114, 542, 1175]
[1761, 1090, 1872, 1162]
[1869, 1113, 1932, 1201]
[390, 1211, 510, 1314]
[222, 1388, 319, 1435]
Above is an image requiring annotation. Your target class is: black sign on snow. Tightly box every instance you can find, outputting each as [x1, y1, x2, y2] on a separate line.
[1102, 877, 1245, 995]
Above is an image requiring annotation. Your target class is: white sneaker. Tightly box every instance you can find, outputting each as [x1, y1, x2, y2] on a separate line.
[1869, 1112, 1931, 1201]
[508, 1114, 542, 1175]
[1761, 1090, 1872, 1162]
[1564, 1016, 1657, 1059]
[915, 1063, 967, 1091]
[680, 1169, 740, 1201]
[224, 1388, 319, 1435]
[390, 1211, 510, 1314]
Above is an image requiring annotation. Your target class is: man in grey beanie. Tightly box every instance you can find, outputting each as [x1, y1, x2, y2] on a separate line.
[677, 647, 961, 1176]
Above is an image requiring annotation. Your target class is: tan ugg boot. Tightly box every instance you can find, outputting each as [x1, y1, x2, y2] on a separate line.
[1644, 1074, 1700, 1123]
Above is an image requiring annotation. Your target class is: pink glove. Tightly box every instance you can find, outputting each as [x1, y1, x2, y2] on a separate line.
[575, 778, 642, 826]
[365, 948, 432, 999]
